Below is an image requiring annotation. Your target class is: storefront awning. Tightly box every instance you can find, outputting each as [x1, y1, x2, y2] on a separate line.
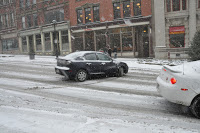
[169, 26, 185, 34]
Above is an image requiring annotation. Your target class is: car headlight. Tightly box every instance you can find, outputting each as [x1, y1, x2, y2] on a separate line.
[65, 60, 71, 65]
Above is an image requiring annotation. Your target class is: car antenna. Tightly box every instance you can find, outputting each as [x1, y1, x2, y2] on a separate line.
[183, 60, 184, 75]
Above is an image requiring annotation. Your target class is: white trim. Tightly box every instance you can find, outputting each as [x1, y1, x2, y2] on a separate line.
[55, 66, 70, 70]
[72, 21, 149, 33]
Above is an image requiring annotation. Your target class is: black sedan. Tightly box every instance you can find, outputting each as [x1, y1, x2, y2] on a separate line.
[55, 51, 128, 82]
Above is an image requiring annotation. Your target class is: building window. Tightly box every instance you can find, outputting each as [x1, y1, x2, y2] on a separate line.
[61, 30, 69, 51]
[5, 14, 8, 27]
[45, 9, 64, 24]
[182, 0, 186, 10]
[27, 15, 32, 28]
[133, 0, 141, 16]
[199, 0, 200, 8]
[33, 14, 38, 27]
[85, 8, 91, 23]
[33, 0, 36, 4]
[169, 26, 185, 48]
[166, 0, 171, 12]
[45, 33, 51, 51]
[20, 0, 24, 8]
[36, 34, 42, 51]
[0, 0, 3, 5]
[113, 2, 121, 19]
[2, 39, 18, 51]
[0, 15, 2, 29]
[22, 16, 26, 29]
[26, 0, 30, 7]
[10, 13, 14, 27]
[172, 0, 180, 11]
[93, 6, 100, 22]
[123, 1, 131, 18]
[77, 9, 83, 24]
[22, 36, 27, 52]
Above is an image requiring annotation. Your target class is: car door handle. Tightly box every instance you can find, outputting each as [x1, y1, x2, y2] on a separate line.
[86, 63, 91, 65]
[101, 63, 106, 65]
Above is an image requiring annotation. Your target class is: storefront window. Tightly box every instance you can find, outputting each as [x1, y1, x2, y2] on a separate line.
[169, 26, 185, 48]
[96, 30, 107, 51]
[2, 39, 18, 51]
[45, 33, 51, 51]
[123, 1, 131, 18]
[36, 34, 42, 51]
[110, 28, 120, 52]
[121, 27, 132, 52]
[113, 3, 121, 19]
[73, 33, 84, 52]
[61, 30, 69, 51]
[85, 31, 94, 50]
[22, 37, 27, 52]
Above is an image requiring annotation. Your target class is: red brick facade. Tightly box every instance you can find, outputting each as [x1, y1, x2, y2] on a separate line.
[69, 0, 151, 26]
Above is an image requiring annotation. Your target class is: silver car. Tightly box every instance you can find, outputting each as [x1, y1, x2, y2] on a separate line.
[156, 60, 200, 118]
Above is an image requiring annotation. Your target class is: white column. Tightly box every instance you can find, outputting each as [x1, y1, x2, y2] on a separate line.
[50, 32, 54, 52]
[59, 30, 62, 52]
[41, 32, 45, 53]
[189, 0, 196, 44]
[153, 0, 165, 48]
[68, 29, 72, 53]
[33, 34, 36, 52]
[19, 37, 23, 53]
[26, 36, 29, 53]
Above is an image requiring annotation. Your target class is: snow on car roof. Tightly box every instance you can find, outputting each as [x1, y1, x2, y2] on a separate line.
[59, 51, 103, 60]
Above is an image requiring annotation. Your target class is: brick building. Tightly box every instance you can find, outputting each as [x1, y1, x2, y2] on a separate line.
[0, 0, 152, 58]
[69, 0, 152, 57]
[0, 0, 18, 54]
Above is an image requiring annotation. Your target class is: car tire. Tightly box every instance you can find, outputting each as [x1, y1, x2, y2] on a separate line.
[75, 69, 88, 82]
[117, 67, 124, 77]
[190, 96, 200, 118]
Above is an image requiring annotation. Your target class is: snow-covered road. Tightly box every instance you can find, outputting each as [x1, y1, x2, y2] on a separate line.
[0, 55, 200, 133]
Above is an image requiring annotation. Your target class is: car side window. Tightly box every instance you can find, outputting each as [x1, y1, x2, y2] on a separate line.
[97, 53, 112, 61]
[84, 53, 97, 60]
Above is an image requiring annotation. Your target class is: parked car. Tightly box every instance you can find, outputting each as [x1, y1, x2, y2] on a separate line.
[156, 60, 200, 118]
[55, 51, 128, 82]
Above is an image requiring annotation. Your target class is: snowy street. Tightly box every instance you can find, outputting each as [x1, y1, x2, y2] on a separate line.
[0, 55, 200, 133]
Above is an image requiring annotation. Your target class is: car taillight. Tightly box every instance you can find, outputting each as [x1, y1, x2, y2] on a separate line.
[170, 78, 177, 84]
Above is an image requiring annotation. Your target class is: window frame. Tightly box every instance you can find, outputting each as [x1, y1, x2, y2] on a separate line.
[123, 1, 131, 18]
[113, 2, 121, 19]
[93, 6, 100, 22]
[172, 0, 180, 11]
[77, 9, 83, 24]
[133, 0, 142, 16]
[85, 7, 91, 23]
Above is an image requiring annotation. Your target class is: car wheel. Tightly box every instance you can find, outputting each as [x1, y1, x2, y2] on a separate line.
[190, 96, 200, 118]
[75, 69, 88, 82]
[117, 67, 124, 77]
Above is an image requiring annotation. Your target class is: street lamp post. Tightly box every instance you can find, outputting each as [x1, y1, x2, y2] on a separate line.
[51, 20, 58, 58]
